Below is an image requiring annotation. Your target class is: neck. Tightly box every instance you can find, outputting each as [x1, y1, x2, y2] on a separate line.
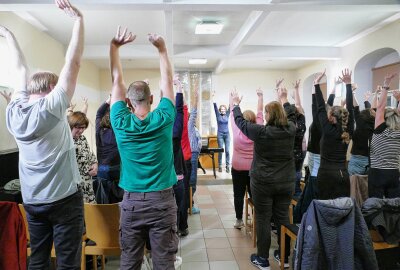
[134, 105, 150, 120]
[28, 92, 48, 102]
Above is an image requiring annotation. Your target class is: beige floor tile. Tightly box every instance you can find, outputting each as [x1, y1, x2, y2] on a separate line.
[185, 229, 204, 239]
[197, 203, 217, 209]
[219, 213, 237, 221]
[229, 237, 255, 248]
[180, 248, 208, 262]
[181, 238, 206, 250]
[205, 238, 231, 249]
[209, 261, 239, 270]
[232, 247, 257, 261]
[203, 229, 227, 238]
[199, 208, 219, 215]
[224, 228, 248, 238]
[237, 259, 257, 270]
[180, 262, 210, 270]
[217, 208, 236, 214]
[207, 248, 236, 262]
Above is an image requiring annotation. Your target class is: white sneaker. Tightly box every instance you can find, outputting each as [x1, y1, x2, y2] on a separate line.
[174, 256, 183, 269]
[234, 219, 244, 229]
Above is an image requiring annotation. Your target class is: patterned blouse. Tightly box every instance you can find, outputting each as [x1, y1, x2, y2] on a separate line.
[74, 135, 97, 203]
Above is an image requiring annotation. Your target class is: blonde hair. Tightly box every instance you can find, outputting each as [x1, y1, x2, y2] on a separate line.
[27, 71, 58, 94]
[68, 111, 89, 130]
[265, 101, 288, 127]
[329, 106, 350, 144]
[243, 110, 256, 123]
[385, 108, 400, 130]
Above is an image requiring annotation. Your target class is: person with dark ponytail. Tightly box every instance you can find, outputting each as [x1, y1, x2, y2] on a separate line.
[314, 69, 354, 199]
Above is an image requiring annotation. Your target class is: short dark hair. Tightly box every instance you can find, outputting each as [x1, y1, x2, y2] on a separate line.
[127, 81, 151, 105]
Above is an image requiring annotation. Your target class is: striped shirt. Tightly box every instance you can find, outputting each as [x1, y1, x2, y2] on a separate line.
[370, 122, 400, 169]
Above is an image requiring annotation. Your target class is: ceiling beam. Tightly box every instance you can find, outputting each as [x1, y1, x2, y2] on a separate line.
[215, 10, 269, 74]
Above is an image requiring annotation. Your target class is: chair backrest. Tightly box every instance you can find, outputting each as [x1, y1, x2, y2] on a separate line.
[18, 204, 30, 241]
[84, 203, 120, 247]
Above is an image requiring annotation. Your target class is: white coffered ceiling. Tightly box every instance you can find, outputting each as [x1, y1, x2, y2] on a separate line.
[1, 0, 400, 72]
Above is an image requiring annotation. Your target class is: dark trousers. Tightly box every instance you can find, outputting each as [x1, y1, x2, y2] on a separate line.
[190, 152, 200, 195]
[316, 167, 350, 200]
[231, 168, 251, 220]
[119, 188, 178, 270]
[173, 180, 188, 231]
[368, 168, 400, 198]
[251, 181, 294, 260]
[184, 159, 192, 209]
[23, 190, 84, 270]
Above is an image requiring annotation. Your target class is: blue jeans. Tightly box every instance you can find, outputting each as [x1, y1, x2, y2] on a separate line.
[217, 132, 230, 167]
[119, 188, 178, 270]
[190, 152, 200, 195]
[348, 155, 369, 176]
[97, 164, 123, 203]
[23, 190, 84, 270]
[308, 152, 321, 177]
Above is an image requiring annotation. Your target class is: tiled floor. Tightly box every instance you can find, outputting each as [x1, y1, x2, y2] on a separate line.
[106, 169, 285, 270]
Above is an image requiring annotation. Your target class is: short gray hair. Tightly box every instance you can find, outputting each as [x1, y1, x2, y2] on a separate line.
[127, 81, 151, 105]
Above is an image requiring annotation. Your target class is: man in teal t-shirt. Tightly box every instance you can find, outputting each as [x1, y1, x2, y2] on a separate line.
[109, 27, 178, 270]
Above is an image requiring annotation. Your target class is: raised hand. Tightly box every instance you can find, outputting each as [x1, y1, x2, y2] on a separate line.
[393, 90, 400, 101]
[82, 96, 88, 106]
[313, 69, 326, 85]
[256, 88, 263, 98]
[55, 0, 82, 19]
[0, 89, 12, 104]
[111, 26, 135, 48]
[364, 91, 371, 101]
[0, 26, 10, 38]
[383, 73, 397, 88]
[173, 74, 181, 86]
[148, 34, 166, 52]
[293, 79, 301, 89]
[339, 68, 352, 84]
[106, 94, 111, 104]
[230, 88, 242, 105]
[143, 78, 150, 85]
[276, 78, 284, 89]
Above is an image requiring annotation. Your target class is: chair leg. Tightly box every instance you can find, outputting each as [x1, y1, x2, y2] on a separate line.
[244, 199, 249, 234]
[81, 242, 86, 270]
[93, 255, 97, 270]
[189, 186, 193, 215]
[289, 204, 293, 224]
[101, 255, 106, 270]
[280, 226, 286, 270]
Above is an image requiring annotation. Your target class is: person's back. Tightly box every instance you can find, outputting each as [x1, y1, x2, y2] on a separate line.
[2, 2, 86, 269]
[109, 27, 178, 270]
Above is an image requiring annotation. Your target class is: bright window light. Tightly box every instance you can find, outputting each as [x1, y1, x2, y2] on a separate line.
[189, 58, 208, 65]
[195, 22, 223, 35]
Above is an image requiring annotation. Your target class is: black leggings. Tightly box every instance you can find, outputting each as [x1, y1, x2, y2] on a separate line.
[368, 168, 400, 199]
[231, 168, 251, 220]
[316, 167, 350, 200]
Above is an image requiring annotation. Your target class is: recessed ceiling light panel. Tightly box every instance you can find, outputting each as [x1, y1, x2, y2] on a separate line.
[189, 58, 208, 65]
[195, 21, 223, 35]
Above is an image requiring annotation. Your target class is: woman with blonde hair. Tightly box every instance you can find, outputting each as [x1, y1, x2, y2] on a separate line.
[368, 74, 400, 198]
[314, 69, 354, 200]
[232, 87, 296, 269]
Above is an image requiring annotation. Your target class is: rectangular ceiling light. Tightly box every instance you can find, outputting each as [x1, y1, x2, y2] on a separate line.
[189, 58, 208, 65]
[195, 22, 223, 35]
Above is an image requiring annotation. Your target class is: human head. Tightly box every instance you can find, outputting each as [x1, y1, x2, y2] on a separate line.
[27, 71, 58, 95]
[127, 81, 153, 108]
[100, 110, 111, 129]
[219, 105, 227, 115]
[359, 108, 375, 125]
[327, 106, 350, 144]
[243, 110, 256, 123]
[385, 108, 400, 130]
[68, 111, 89, 139]
[264, 101, 288, 126]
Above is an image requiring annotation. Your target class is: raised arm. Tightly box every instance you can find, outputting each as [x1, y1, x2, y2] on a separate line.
[293, 79, 304, 115]
[81, 96, 88, 115]
[0, 26, 29, 99]
[54, 0, 84, 102]
[364, 91, 371, 109]
[173, 91, 184, 139]
[149, 34, 174, 105]
[188, 86, 199, 137]
[0, 90, 12, 105]
[96, 95, 110, 131]
[375, 74, 397, 128]
[339, 69, 354, 135]
[327, 77, 340, 107]
[393, 90, 400, 112]
[110, 27, 135, 106]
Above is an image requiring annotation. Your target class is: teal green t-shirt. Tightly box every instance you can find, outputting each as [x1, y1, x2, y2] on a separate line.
[110, 98, 177, 192]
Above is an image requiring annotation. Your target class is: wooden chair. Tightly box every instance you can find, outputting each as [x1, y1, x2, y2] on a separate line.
[280, 224, 299, 270]
[189, 186, 193, 215]
[18, 204, 85, 269]
[83, 203, 121, 270]
[244, 188, 256, 247]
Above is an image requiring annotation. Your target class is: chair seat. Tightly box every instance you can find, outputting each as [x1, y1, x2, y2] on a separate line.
[284, 224, 299, 236]
[85, 245, 121, 256]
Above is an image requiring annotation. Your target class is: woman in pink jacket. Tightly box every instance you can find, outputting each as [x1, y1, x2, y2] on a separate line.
[230, 89, 264, 228]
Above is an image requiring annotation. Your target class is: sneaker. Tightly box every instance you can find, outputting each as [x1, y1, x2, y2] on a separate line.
[174, 256, 182, 269]
[179, 228, 189, 237]
[226, 166, 230, 173]
[273, 250, 289, 269]
[192, 206, 200, 214]
[250, 254, 270, 270]
[234, 219, 244, 229]
[218, 167, 222, 172]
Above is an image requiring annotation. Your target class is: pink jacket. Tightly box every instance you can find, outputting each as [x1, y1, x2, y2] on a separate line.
[230, 109, 263, 171]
